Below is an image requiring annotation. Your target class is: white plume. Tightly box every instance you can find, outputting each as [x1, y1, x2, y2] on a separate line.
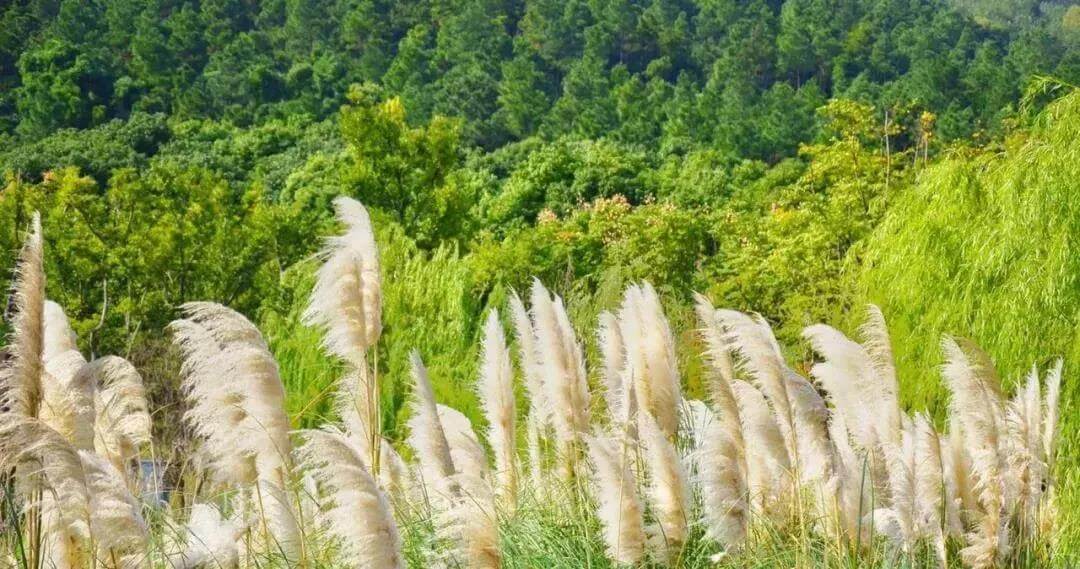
[0, 416, 91, 569]
[618, 283, 682, 439]
[942, 338, 1010, 569]
[477, 309, 517, 506]
[697, 407, 748, 549]
[597, 310, 625, 418]
[716, 311, 798, 471]
[80, 451, 150, 569]
[406, 351, 457, 498]
[509, 291, 548, 426]
[913, 413, 946, 567]
[90, 356, 152, 470]
[43, 300, 79, 362]
[304, 196, 382, 366]
[529, 279, 590, 480]
[297, 429, 404, 569]
[584, 434, 645, 565]
[638, 411, 689, 561]
[0, 213, 45, 419]
[171, 302, 300, 560]
[438, 473, 502, 569]
[730, 380, 791, 515]
[40, 349, 94, 450]
[171, 504, 243, 569]
[438, 404, 490, 480]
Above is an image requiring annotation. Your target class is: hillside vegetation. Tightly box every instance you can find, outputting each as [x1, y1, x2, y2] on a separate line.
[0, 1, 1078, 567]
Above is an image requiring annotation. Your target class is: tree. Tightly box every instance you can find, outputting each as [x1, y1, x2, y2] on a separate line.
[340, 87, 464, 248]
[496, 38, 553, 139]
[16, 37, 113, 136]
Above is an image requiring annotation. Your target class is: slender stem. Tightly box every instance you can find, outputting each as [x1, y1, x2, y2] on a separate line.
[371, 348, 382, 478]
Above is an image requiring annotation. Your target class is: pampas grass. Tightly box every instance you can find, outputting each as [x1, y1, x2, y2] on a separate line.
[170, 503, 244, 569]
[40, 302, 92, 452]
[170, 302, 301, 561]
[0, 416, 91, 569]
[90, 356, 152, 472]
[406, 350, 458, 504]
[0, 201, 1067, 569]
[942, 338, 1010, 569]
[618, 283, 682, 439]
[584, 433, 645, 565]
[304, 196, 382, 365]
[1, 213, 45, 419]
[439, 473, 501, 569]
[477, 309, 517, 507]
[79, 451, 150, 569]
[41, 349, 94, 451]
[306, 196, 386, 478]
[528, 279, 590, 482]
[637, 411, 689, 562]
[509, 292, 548, 426]
[296, 429, 404, 569]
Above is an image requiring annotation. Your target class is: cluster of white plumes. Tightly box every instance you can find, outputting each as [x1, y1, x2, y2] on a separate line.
[1, 199, 1063, 569]
[0, 214, 152, 569]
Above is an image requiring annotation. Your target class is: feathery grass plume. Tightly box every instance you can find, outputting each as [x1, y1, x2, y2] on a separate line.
[859, 305, 903, 449]
[697, 406, 749, 550]
[584, 433, 645, 565]
[715, 310, 798, 473]
[829, 413, 874, 541]
[680, 399, 714, 459]
[42, 300, 78, 361]
[784, 367, 836, 487]
[439, 404, 491, 480]
[379, 442, 412, 509]
[1040, 359, 1063, 534]
[508, 291, 548, 426]
[637, 411, 688, 562]
[1006, 365, 1045, 528]
[296, 429, 405, 569]
[477, 309, 518, 506]
[529, 279, 590, 481]
[171, 302, 301, 560]
[510, 292, 551, 496]
[873, 415, 918, 554]
[79, 451, 150, 569]
[439, 473, 502, 569]
[618, 283, 682, 439]
[730, 380, 792, 516]
[693, 295, 760, 544]
[0, 213, 45, 419]
[803, 323, 895, 492]
[304, 196, 382, 366]
[913, 413, 947, 567]
[597, 310, 625, 418]
[406, 351, 457, 497]
[90, 356, 152, 472]
[693, 295, 741, 437]
[943, 417, 975, 535]
[170, 317, 254, 486]
[40, 349, 94, 450]
[941, 337, 1010, 569]
[0, 416, 91, 569]
[171, 503, 244, 569]
[179, 302, 293, 474]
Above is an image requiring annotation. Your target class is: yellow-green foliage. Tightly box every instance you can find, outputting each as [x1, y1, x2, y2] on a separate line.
[857, 88, 1080, 553]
